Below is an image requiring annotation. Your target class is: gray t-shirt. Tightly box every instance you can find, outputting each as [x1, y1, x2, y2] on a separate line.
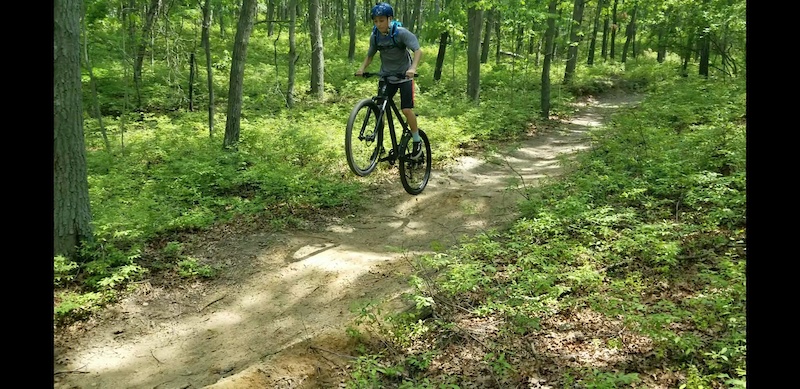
[367, 26, 420, 84]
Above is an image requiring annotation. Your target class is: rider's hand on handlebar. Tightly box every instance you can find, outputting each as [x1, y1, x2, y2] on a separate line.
[355, 70, 364, 77]
[405, 69, 416, 79]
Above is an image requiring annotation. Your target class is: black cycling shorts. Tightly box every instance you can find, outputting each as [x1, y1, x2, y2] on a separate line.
[380, 80, 415, 109]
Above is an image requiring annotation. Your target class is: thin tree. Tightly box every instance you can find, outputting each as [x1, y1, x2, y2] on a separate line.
[563, 0, 586, 84]
[620, 3, 636, 63]
[609, 0, 618, 59]
[414, 0, 423, 36]
[494, 10, 501, 65]
[348, 0, 357, 61]
[222, 0, 259, 150]
[288, 0, 298, 107]
[201, 0, 215, 138]
[481, 8, 493, 64]
[267, 0, 276, 36]
[82, 3, 111, 152]
[336, 0, 343, 42]
[698, 0, 711, 77]
[134, 0, 164, 109]
[587, 0, 604, 65]
[433, 31, 449, 82]
[55, 0, 94, 257]
[309, 0, 325, 100]
[601, 3, 609, 59]
[466, 3, 483, 103]
[655, 6, 674, 63]
[541, 0, 557, 119]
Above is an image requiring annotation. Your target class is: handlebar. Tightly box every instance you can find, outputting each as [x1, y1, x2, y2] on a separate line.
[356, 72, 418, 79]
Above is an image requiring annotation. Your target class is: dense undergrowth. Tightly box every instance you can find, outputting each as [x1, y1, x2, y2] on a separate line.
[343, 75, 746, 388]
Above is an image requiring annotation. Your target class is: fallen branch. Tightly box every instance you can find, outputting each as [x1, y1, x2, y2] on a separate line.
[198, 294, 226, 312]
[151, 349, 163, 364]
[55, 362, 90, 376]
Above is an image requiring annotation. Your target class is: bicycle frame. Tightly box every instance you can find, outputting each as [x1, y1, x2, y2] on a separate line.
[371, 81, 411, 164]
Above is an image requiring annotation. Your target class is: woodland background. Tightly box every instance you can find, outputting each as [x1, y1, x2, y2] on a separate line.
[53, 0, 746, 387]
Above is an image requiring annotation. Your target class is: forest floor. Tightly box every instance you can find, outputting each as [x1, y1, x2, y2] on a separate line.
[54, 89, 642, 389]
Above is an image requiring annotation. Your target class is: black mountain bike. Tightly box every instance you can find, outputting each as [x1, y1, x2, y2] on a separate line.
[345, 72, 432, 195]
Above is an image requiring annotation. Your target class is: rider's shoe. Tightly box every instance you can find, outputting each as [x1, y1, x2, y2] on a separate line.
[411, 141, 423, 160]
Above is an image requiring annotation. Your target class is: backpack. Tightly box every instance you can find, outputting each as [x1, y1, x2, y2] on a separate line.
[372, 21, 406, 51]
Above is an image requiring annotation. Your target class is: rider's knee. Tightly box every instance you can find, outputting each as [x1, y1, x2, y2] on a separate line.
[402, 108, 415, 116]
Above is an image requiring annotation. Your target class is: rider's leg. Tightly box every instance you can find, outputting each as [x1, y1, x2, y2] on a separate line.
[398, 80, 419, 141]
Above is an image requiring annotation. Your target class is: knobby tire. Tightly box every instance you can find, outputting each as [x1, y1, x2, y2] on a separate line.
[398, 129, 432, 195]
[345, 98, 382, 177]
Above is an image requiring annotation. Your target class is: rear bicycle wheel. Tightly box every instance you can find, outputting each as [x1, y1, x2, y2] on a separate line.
[345, 98, 383, 177]
[398, 129, 432, 195]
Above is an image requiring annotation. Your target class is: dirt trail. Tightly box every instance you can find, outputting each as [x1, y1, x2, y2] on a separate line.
[54, 91, 641, 389]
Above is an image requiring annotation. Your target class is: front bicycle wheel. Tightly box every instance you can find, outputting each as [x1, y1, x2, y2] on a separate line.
[345, 98, 383, 177]
[398, 129, 432, 195]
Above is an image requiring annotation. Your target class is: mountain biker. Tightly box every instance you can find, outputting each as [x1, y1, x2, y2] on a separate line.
[355, 2, 424, 159]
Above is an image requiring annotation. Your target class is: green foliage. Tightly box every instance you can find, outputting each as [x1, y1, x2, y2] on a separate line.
[484, 352, 514, 379]
[344, 67, 745, 387]
[54, 290, 114, 325]
[580, 369, 640, 389]
[177, 257, 216, 278]
[347, 354, 402, 389]
[54, 255, 80, 287]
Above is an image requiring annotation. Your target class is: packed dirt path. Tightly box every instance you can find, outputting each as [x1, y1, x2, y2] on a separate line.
[54, 90, 641, 389]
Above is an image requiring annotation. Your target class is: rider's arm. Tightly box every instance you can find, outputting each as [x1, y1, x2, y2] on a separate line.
[356, 55, 373, 75]
[407, 49, 422, 77]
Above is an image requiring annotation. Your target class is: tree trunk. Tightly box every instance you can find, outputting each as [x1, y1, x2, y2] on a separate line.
[698, 0, 711, 78]
[698, 27, 710, 77]
[55, 0, 94, 257]
[481, 9, 493, 63]
[406, 0, 415, 32]
[336, 0, 343, 42]
[201, 0, 215, 138]
[601, 12, 609, 59]
[309, 0, 325, 100]
[288, 0, 298, 107]
[587, 0, 603, 65]
[434, 30, 448, 81]
[348, 0, 356, 61]
[134, 0, 163, 109]
[222, 0, 258, 150]
[620, 5, 636, 63]
[494, 10, 501, 65]
[466, 6, 483, 103]
[656, 9, 673, 64]
[412, 0, 423, 35]
[609, 0, 618, 60]
[563, 0, 586, 84]
[82, 5, 111, 152]
[514, 24, 524, 54]
[267, 0, 276, 36]
[681, 28, 694, 76]
[189, 52, 195, 111]
[541, 0, 557, 119]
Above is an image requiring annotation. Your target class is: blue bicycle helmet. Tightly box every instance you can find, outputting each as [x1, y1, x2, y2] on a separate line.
[370, 2, 394, 18]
